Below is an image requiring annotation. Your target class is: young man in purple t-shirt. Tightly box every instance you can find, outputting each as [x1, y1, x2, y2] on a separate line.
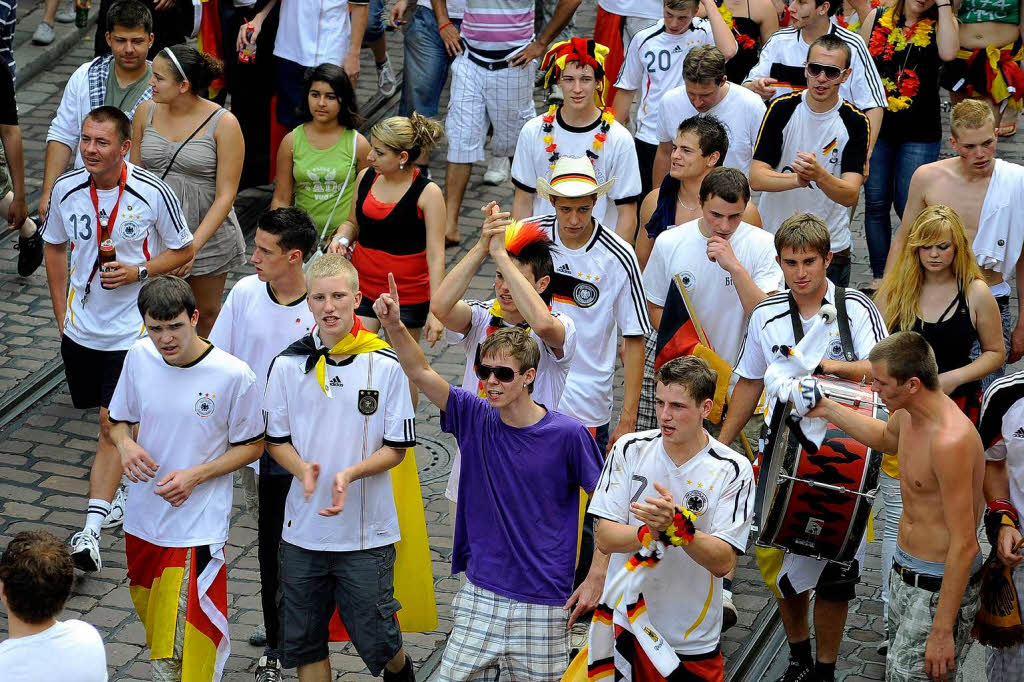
[374, 272, 606, 681]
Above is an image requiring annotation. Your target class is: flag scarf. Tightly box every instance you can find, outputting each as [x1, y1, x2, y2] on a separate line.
[280, 316, 390, 397]
[279, 321, 437, 637]
[654, 275, 731, 422]
[196, 0, 226, 98]
[126, 534, 229, 681]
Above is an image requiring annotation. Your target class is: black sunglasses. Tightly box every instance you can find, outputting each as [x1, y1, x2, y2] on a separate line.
[805, 62, 846, 81]
[475, 363, 520, 383]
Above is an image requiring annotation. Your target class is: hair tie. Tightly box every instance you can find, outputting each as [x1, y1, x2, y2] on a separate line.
[163, 47, 186, 81]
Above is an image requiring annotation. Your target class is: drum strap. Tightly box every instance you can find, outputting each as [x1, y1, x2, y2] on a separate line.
[786, 289, 857, 362]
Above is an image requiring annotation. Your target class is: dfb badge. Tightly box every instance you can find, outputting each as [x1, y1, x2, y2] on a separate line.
[358, 389, 379, 415]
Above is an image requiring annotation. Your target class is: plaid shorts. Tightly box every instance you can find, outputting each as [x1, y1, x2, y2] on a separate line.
[986, 566, 1024, 681]
[636, 330, 658, 432]
[887, 567, 981, 681]
[438, 581, 569, 682]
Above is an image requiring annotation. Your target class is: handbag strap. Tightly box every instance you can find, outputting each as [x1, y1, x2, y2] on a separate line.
[321, 131, 360, 241]
[160, 109, 221, 180]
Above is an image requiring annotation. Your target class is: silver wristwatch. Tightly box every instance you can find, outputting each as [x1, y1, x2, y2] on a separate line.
[138, 265, 149, 282]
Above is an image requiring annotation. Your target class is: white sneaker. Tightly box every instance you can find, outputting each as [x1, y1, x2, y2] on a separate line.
[31, 22, 55, 45]
[70, 530, 102, 572]
[377, 58, 397, 97]
[102, 484, 126, 529]
[722, 591, 738, 632]
[483, 156, 510, 186]
[56, 0, 76, 22]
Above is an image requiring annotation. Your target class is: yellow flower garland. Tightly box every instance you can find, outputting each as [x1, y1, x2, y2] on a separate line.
[878, 6, 934, 52]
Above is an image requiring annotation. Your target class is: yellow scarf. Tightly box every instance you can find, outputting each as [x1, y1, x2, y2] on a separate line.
[283, 315, 390, 397]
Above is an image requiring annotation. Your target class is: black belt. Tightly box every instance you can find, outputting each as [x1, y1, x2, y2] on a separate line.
[892, 560, 983, 593]
[467, 52, 511, 71]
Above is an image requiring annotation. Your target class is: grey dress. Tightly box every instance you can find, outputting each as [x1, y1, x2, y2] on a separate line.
[140, 106, 245, 276]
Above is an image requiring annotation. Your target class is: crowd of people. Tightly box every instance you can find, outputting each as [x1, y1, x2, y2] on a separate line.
[1, 0, 1024, 681]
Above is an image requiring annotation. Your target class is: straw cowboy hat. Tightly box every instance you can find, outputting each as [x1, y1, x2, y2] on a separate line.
[536, 156, 616, 203]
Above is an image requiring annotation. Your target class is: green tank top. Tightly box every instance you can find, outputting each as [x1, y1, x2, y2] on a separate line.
[291, 125, 359, 240]
[959, 0, 1020, 25]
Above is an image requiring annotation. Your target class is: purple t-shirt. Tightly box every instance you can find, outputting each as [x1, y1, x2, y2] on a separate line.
[441, 386, 603, 605]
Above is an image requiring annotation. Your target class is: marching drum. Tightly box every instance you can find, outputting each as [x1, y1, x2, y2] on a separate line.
[755, 376, 886, 565]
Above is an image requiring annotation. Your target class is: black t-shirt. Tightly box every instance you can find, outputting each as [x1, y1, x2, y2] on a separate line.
[0, 62, 17, 126]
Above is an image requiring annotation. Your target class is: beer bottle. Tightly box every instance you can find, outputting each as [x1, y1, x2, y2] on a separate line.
[98, 219, 116, 290]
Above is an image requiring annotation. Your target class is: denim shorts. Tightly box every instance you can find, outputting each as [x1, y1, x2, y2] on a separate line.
[277, 541, 402, 674]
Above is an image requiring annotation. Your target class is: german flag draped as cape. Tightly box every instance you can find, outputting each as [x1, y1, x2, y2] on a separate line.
[126, 535, 229, 681]
[279, 318, 438, 637]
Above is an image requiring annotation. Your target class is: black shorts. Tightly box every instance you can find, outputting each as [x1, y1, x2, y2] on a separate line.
[277, 541, 402, 673]
[356, 297, 430, 329]
[635, 137, 658, 201]
[60, 335, 129, 410]
[815, 558, 861, 602]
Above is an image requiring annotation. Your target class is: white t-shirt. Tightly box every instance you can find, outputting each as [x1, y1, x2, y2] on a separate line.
[539, 215, 652, 426]
[598, 0, 663, 20]
[443, 298, 578, 502]
[643, 220, 782, 367]
[0, 620, 108, 682]
[109, 339, 264, 547]
[734, 281, 888, 422]
[751, 92, 869, 251]
[614, 19, 715, 144]
[743, 24, 887, 112]
[264, 343, 417, 551]
[980, 373, 1024, 515]
[274, 0, 369, 67]
[41, 163, 192, 351]
[416, 0, 465, 18]
[512, 111, 642, 233]
[589, 430, 754, 655]
[655, 83, 767, 174]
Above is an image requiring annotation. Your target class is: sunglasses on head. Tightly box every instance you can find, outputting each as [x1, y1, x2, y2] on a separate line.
[805, 62, 846, 81]
[475, 363, 520, 383]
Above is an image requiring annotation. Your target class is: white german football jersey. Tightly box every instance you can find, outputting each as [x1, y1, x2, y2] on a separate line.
[744, 24, 886, 111]
[108, 339, 264, 547]
[538, 215, 652, 426]
[264, 341, 417, 552]
[643, 219, 782, 367]
[42, 162, 192, 351]
[589, 430, 754, 655]
[512, 113, 642, 233]
[655, 83, 767, 173]
[980, 373, 1024, 516]
[443, 297, 578, 502]
[615, 18, 715, 144]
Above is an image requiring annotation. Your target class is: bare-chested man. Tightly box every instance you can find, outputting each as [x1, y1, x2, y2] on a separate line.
[886, 99, 1024, 373]
[810, 331, 984, 682]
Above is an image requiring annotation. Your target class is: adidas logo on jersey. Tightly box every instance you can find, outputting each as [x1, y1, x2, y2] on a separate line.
[672, 45, 683, 52]
[329, 376, 343, 388]
[557, 263, 572, 274]
[1014, 427, 1024, 439]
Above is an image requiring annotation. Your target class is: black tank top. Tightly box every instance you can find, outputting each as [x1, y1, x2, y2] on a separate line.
[720, 0, 760, 83]
[908, 287, 980, 398]
[355, 169, 430, 255]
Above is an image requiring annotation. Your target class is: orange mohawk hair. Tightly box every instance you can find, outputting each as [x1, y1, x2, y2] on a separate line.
[504, 220, 551, 256]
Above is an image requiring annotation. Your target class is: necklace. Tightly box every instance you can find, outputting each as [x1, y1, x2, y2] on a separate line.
[542, 105, 616, 170]
[676, 193, 697, 212]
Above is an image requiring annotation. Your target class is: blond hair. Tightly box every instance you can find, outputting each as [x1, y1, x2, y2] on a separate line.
[876, 205, 982, 333]
[683, 45, 727, 84]
[774, 213, 831, 260]
[371, 113, 445, 164]
[305, 253, 359, 291]
[951, 99, 995, 138]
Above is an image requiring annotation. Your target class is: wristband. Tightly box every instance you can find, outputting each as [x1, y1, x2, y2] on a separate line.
[337, 236, 351, 248]
[936, 3, 951, 7]
[438, 21, 452, 31]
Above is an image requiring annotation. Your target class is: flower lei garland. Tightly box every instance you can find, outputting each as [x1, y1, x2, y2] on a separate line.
[868, 6, 935, 111]
[637, 507, 698, 549]
[835, 0, 882, 32]
[717, 4, 756, 50]
[542, 104, 616, 170]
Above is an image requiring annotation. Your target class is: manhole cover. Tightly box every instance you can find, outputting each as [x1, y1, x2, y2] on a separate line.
[415, 434, 456, 484]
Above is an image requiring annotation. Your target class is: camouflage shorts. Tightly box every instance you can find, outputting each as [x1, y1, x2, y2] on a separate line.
[887, 568, 981, 681]
[0, 144, 10, 198]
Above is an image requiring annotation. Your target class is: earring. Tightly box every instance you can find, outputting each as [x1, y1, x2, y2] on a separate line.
[400, 162, 405, 170]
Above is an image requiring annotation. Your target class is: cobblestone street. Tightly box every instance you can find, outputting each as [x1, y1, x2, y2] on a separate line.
[0, 0, 1022, 678]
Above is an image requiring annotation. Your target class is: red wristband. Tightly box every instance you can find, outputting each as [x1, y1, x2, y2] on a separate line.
[438, 21, 452, 31]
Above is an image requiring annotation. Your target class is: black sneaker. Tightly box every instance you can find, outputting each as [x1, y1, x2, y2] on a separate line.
[777, 659, 817, 682]
[383, 655, 415, 682]
[254, 655, 282, 682]
[16, 229, 43, 277]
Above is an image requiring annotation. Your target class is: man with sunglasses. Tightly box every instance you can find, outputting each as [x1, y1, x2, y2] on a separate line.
[375, 276, 605, 681]
[749, 34, 870, 287]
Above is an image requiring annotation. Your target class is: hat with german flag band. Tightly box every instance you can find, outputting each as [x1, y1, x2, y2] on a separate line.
[536, 155, 616, 203]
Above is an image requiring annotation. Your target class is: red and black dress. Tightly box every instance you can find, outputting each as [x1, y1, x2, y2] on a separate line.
[351, 168, 432, 328]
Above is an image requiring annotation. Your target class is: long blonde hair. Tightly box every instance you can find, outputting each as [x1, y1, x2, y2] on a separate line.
[877, 205, 982, 332]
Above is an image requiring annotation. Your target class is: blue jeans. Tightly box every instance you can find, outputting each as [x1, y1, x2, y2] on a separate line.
[399, 8, 461, 118]
[363, 0, 387, 44]
[864, 138, 941, 278]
